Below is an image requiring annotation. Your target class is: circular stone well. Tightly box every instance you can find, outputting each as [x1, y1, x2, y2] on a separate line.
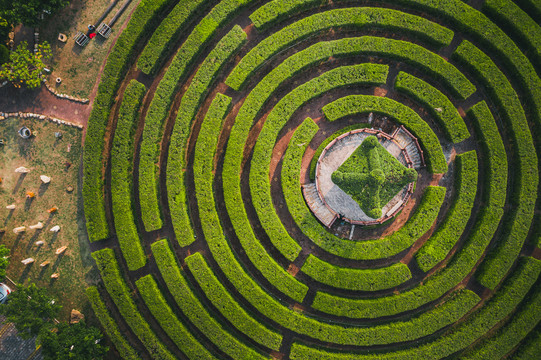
[309, 127, 423, 227]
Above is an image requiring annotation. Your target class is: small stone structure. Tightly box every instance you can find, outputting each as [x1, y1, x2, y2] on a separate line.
[304, 127, 423, 228]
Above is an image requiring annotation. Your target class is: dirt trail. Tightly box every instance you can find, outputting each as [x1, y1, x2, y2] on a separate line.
[0, 84, 90, 126]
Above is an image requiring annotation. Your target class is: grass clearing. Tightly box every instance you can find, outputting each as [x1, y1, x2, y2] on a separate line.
[0, 117, 94, 319]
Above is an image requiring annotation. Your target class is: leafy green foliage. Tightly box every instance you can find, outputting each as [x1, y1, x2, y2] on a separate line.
[0, 41, 51, 89]
[0, 44, 9, 65]
[91, 249, 175, 359]
[230, 7, 453, 89]
[40, 321, 108, 360]
[416, 150, 478, 271]
[309, 123, 370, 180]
[83, 0, 172, 241]
[0, 283, 61, 339]
[151, 241, 269, 359]
[165, 25, 246, 244]
[137, 0, 207, 75]
[394, 71, 470, 143]
[453, 40, 538, 290]
[110, 80, 147, 270]
[135, 275, 215, 360]
[185, 253, 283, 350]
[193, 93, 308, 303]
[0, 0, 68, 27]
[332, 135, 417, 219]
[323, 95, 448, 173]
[250, 64, 388, 261]
[312, 205, 502, 319]
[0, 244, 8, 281]
[293, 257, 541, 359]
[302, 255, 412, 291]
[86, 287, 139, 360]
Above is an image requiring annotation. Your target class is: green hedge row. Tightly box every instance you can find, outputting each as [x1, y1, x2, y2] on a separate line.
[466, 101, 507, 209]
[134, 275, 215, 360]
[185, 252, 282, 351]
[110, 80, 147, 271]
[249, 0, 325, 29]
[167, 25, 246, 247]
[322, 95, 448, 173]
[461, 273, 541, 360]
[312, 205, 503, 318]
[309, 124, 371, 180]
[86, 286, 139, 360]
[453, 40, 538, 290]
[151, 240, 270, 360]
[156, 232, 481, 346]
[137, 0, 207, 75]
[513, 328, 541, 360]
[91, 249, 175, 359]
[416, 150, 478, 272]
[394, 71, 470, 143]
[250, 64, 388, 262]
[483, 0, 541, 70]
[291, 257, 541, 359]
[83, 0, 171, 241]
[402, 0, 541, 131]
[223, 39, 393, 262]
[138, 0, 252, 232]
[301, 255, 412, 291]
[194, 93, 309, 303]
[228, 8, 453, 90]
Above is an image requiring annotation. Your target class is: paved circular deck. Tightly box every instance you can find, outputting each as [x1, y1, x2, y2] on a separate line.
[312, 128, 419, 225]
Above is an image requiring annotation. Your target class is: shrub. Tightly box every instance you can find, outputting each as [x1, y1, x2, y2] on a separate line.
[229, 8, 453, 89]
[137, 0, 208, 75]
[309, 123, 371, 180]
[185, 253, 283, 351]
[394, 71, 470, 143]
[110, 80, 147, 271]
[139, 1, 251, 232]
[453, 40, 538, 290]
[250, 64, 388, 262]
[135, 275, 216, 359]
[323, 95, 448, 173]
[292, 257, 541, 359]
[416, 150, 478, 272]
[301, 255, 412, 291]
[91, 249, 175, 359]
[312, 205, 502, 318]
[86, 287, 139, 360]
[166, 25, 246, 245]
[151, 241, 269, 359]
[83, 0, 171, 241]
[193, 93, 308, 302]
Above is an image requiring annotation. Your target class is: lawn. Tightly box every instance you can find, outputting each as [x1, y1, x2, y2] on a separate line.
[41, 0, 139, 99]
[0, 117, 95, 320]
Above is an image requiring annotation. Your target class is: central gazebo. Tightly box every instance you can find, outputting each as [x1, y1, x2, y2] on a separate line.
[303, 127, 424, 228]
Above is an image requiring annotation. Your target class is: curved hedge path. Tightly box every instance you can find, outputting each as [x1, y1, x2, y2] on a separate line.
[83, 0, 541, 358]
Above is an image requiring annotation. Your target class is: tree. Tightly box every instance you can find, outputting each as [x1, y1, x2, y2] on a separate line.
[40, 321, 108, 360]
[0, 244, 8, 281]
[0, 41, 51, 88]
[0, 0, 70, 28]
[0, 283, 61, 339]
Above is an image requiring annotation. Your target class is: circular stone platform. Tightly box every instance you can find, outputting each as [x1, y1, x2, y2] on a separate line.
[306, 127, 423, 227]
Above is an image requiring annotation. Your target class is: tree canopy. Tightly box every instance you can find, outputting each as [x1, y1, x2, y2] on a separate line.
[0, 41, 51, 88]
[40, 321, 108, 360]
[0, 244, 8, 282]
[0, 283, 61, 339]
[0, 0, 70, 28]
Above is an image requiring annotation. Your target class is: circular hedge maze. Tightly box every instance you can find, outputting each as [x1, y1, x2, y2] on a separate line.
[82, 0, 541, 359]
